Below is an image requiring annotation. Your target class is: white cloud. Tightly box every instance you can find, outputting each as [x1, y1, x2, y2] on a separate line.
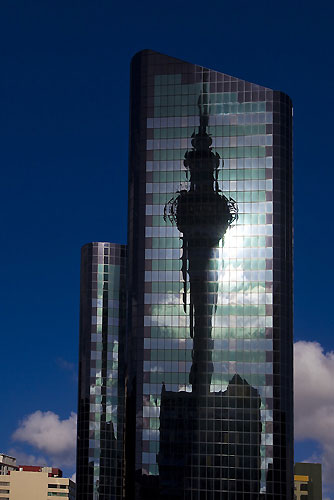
[12, 411, 77, 468]
[71, 472, 76, 483]
[294, 341, 334, 488]
[7, 448, 47, 467]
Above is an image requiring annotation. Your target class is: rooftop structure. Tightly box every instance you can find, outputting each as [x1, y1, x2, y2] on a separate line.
[0, 455, 17, 476]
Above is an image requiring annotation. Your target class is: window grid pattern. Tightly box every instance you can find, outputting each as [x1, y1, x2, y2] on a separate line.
[77, 242, 126, 500]
[143, 74, 273, 487]
[127, 51, 293, 500]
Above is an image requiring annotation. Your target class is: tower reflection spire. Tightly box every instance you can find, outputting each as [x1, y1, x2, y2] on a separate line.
[165, 85, 237, 394]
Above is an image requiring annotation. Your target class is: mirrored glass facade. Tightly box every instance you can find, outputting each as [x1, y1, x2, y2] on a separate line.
[77, 242, 126, 500]
[126, 51, 293, 499]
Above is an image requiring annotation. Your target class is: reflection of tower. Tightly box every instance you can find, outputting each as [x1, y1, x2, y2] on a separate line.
[160, 91, 262, 500]
[165, 88, 237, 394]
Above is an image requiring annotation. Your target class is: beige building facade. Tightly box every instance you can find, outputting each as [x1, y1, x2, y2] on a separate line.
[0, 468, 75, 500]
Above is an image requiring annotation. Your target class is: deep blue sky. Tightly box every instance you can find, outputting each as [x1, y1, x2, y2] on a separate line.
[1, 0, 333, 489]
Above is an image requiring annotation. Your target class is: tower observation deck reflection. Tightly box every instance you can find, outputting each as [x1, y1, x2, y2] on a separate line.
[159, 90, 262, 499]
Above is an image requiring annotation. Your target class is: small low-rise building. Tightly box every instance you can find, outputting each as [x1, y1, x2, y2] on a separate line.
[294, 463, 322, 500]
[294, 474, 310, 499]
[0, 465, 75, 500]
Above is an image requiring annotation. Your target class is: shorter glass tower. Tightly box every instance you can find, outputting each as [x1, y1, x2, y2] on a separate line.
[76, 242, 127, 500]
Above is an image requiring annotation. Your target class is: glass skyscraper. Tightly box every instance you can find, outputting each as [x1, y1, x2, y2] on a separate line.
[77, 242, 126, 500]
[77, 50, 293, 500]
